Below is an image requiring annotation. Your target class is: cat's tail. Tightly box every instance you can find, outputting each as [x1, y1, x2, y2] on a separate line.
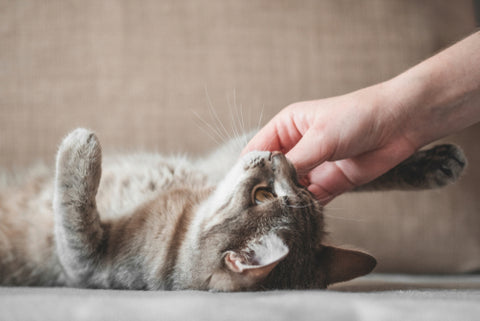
[354, 144, 467, 192]
[53, 128, 106, 286]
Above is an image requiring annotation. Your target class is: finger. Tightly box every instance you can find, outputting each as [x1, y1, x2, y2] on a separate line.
[241, 114, 303, 156]
[333, 140, 415, 187]
[307, 184, 336, 205]
[285, 129, 333, 176]
[307, 140, 415, 200]
[307, 161, 356, 203]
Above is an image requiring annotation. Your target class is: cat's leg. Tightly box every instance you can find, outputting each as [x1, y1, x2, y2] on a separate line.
[53, 128, 106, 286]
[356, 144, 466, 191]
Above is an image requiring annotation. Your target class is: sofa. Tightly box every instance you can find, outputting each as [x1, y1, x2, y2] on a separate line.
[1, 1, 479, 320]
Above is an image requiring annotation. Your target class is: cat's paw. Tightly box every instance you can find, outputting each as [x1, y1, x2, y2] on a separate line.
[55, 128, 102, 198]
[54, 129, 105, 284]
[410, 144, 466, 188]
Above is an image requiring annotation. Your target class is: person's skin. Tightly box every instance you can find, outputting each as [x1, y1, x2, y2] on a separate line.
[243, 31, 480, 204]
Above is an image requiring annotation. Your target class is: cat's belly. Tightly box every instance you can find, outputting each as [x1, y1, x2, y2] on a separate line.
[0, 153, 210, 286]
[95, 154, 209, 220]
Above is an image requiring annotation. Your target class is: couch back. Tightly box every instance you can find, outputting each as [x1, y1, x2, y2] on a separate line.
[1, 0, 478, 273]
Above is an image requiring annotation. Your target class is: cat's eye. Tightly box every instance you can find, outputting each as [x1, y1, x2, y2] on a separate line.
[253, 187, 276, 205]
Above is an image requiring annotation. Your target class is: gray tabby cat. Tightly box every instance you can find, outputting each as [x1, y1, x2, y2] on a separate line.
[0, 128, 466, 291]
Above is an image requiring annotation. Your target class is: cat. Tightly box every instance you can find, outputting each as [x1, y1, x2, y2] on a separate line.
[0, 128, 466, 291]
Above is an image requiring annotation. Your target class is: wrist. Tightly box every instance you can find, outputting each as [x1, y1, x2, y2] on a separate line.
[382, 71, 436, 149]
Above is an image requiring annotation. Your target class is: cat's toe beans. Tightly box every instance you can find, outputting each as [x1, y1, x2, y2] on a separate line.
[442, 157, 465, 178]
[439, 165, 453, 178]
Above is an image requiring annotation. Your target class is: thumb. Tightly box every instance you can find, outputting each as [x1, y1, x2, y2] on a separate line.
[285, 129, 333, 176]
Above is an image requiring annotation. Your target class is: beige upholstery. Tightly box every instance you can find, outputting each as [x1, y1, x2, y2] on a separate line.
[1, 0, 478, 273]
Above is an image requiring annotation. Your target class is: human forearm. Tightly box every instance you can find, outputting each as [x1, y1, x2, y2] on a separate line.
[385, 31, 480, 148]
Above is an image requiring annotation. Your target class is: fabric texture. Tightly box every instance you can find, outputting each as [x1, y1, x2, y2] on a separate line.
[0, 0, 478, 275]
[1, 275, 480, 321]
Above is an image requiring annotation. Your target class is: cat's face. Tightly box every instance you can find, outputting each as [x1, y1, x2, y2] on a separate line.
[195, 151, 376, 291]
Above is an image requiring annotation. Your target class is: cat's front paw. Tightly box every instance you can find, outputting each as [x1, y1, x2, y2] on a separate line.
[55, 128, 102, 198]
[54, 129, 105, 285]
[418, 144, 466, 188]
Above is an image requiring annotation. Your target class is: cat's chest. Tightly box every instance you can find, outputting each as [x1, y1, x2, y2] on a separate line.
[95, 154, 208, 219]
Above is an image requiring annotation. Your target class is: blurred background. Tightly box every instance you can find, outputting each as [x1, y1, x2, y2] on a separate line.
[1, 0, 479, 273]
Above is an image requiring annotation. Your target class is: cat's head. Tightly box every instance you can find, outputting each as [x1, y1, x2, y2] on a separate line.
[193, 151, 376, 291]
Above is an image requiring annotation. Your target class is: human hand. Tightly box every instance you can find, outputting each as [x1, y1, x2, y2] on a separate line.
[242, 83, 417, 204]
[243, 32, 480, 204]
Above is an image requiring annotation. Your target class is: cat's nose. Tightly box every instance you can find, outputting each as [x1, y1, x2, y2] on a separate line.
[269, 151, 281, 159]
[271, 151, 292, 171]
[242, 151, 272, 167]
[270, 151, 285, 162]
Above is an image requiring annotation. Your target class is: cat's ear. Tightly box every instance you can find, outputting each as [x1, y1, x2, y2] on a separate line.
[317, 246, 376, 286]
[224, 233, 289, 282]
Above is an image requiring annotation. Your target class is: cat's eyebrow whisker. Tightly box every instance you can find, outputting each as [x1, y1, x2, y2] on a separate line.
[234, 90, 247, 145]
[196, 123, 222, 146]
[233, 89, 244, 135]
[192, 112, 222, 145]
[256, 103, 265, 132]
[192, 110, 228, 145]
[228, 89, 254, 148]
[204, 86, 232, 142]
[239, 104, 246, 137]
[229, 111, 240, 143]
[227, 91, 242, 142]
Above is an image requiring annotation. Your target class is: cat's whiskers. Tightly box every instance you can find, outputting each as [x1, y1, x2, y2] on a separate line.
[283, 197, 365, 222]
[231, 89, 251, 147]
[197, 88, 269, 151]
[237, 93, 247, 141]
[227, 90, 242, 143]
[193, 88, 241, 146]
[192, 111, 228, 145]
[204, 86, 232, 143]
[256, 104, 265, 133]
